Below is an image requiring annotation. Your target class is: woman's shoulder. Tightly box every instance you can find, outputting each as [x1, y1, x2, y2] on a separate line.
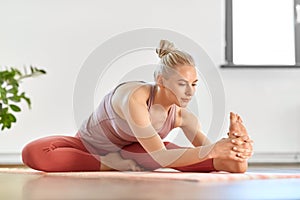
[111, 81, 154, 118]
[116, 80, 152, 93]
[113, 81, 154, 104]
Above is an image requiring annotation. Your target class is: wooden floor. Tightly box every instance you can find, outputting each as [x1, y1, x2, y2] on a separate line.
[1, 164, 300, 200]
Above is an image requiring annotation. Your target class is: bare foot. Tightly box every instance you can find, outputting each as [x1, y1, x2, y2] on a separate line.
[228, 112, 248, 138]
[228, 112, 253, 159]
[100, 152, 143, 171]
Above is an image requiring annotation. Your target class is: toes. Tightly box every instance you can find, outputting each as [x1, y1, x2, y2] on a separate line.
[127, 160, 144, 171]
[230, 112, 239, 124]
[230, 112, 237, 121]
[237, 114, 243, 123]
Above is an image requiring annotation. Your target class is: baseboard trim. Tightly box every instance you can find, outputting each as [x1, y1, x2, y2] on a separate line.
[0, 153, 22, 165]
[249, 152, 300, 163]
[0, 152, 300, 165]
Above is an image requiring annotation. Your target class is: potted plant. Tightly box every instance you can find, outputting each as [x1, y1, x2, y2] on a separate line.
[0, 66, 46, 130]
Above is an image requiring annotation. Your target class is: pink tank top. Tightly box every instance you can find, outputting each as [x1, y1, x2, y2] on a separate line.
[78, 82, 176, 153]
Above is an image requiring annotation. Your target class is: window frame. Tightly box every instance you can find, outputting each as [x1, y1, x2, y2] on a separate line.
[221, 0, 300, 68]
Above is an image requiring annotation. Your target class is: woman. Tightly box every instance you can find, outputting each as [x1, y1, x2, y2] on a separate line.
[22, 40, 253, 173]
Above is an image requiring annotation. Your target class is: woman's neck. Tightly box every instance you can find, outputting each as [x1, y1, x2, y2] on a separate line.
[152, 85, 173, 112]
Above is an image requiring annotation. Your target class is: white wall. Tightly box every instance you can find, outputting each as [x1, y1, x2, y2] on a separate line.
[0, 0, 299, 164]
[221, 69, 300, 162]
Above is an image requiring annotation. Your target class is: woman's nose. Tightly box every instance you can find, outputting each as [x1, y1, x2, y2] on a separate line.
[185, 85, 193, 96]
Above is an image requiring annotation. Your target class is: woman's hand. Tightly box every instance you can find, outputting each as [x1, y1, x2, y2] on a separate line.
[231, 136, 253, 160]
[209, 138, 250, 162]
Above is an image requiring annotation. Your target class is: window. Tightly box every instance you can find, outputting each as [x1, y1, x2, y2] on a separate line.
[223, 0, 300, 68]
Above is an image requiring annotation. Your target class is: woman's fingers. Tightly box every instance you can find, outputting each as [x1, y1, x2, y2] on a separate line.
[230, 151, 247, 162]
[230, 136, 254, 160]
[231, 138, 244, 145]
[231, 142, 253, 159]
[232, 147, 252, 155]
[231, 136, 253, 145]
[228, 131, 248, 139]
[232, 146, 252, 154]
[230, 149, 251, 161]
[229, 132, 250, 139]
[232, 132, 242, 137]
[222, 139, 247, 162]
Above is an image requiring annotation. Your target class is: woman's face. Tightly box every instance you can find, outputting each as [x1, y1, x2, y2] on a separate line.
[162, 65, 198, 107]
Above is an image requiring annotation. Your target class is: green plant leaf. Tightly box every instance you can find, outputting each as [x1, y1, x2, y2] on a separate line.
[9, 104, 21, 112]
[2, 98, 8, 105]
[7, 87, 18, 94]
[8, 113, 17, 123]
[0, 88, 7, 100]
[20, 92, 31, 108]
[8, 96, 21, 103]
[0, 66, 46, 130]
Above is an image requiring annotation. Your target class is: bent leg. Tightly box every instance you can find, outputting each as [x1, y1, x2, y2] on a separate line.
[22, 135, 101, 172]
[120, 142, 216, 172]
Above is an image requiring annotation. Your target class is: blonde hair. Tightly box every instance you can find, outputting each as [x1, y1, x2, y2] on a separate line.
[154, 40, 195, 81]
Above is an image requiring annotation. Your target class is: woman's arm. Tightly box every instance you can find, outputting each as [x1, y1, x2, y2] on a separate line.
[179, 110, 254, 173]
[119, 88, 246, 168]
[179, 108, 212, 147]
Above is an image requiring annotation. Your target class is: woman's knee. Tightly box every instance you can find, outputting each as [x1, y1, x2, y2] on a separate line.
[22, 139, 49, 171]
[22, 142, 36, 168]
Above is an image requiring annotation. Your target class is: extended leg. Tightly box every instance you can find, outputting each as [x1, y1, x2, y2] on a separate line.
[120, 142, 215, 172]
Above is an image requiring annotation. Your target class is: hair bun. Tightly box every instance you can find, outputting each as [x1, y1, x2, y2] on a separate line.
[156, 40, 176, 58]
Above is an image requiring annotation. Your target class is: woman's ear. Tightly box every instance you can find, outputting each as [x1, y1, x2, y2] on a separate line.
[156, 75, 165, 88]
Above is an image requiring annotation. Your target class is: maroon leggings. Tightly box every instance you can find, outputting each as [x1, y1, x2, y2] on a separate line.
[22, 135, 215, 172]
